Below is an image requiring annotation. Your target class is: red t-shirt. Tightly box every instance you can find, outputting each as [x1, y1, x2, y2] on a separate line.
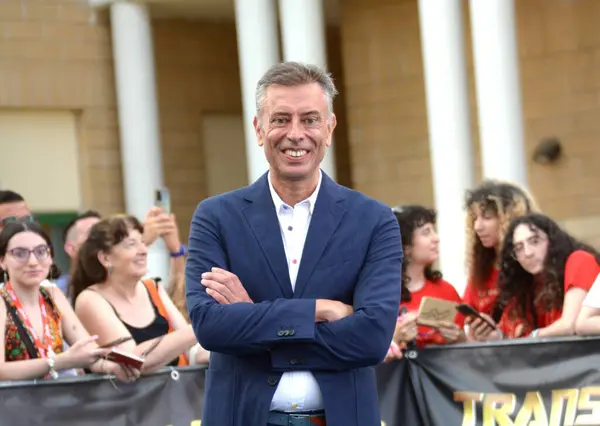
[499, 250, 600, 338]
[462, 267, 500, 316]
[400, 279, 465, 347]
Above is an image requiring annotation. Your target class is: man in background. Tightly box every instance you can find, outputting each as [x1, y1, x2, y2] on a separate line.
[0, 190, 31, 230]
[56, 210, 102, 297]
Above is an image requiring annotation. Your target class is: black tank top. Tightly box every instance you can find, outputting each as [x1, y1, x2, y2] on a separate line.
[90, 284, 178, 367]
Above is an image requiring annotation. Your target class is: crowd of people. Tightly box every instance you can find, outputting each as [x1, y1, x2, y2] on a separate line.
[5, 60, 600, 426]
[385, 180, 600, 362]
[2, 176, 600, 380]
[0, 189, 209, 383]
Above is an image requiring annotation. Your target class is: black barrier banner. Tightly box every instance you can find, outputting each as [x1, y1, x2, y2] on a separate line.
[3, 338, 600, 426]
[0, 366, 205, 426]
[377, 337, 600, 426]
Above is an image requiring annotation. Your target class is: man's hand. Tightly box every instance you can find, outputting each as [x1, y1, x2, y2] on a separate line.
[201, 268, 253, 304]
[315, 299, 354, 322]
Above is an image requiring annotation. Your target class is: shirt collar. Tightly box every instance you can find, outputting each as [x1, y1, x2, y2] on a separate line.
[268, 170, 322, 215]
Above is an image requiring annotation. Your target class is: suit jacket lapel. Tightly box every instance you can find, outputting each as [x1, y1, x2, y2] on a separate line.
[242, 174, 294, 298]
[294, 175, 347, 298]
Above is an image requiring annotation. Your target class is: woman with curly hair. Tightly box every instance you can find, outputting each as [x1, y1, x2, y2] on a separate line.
[384, 206, 465, 362]
[462, 180, 538, 339]
[481, 213, 600, 340]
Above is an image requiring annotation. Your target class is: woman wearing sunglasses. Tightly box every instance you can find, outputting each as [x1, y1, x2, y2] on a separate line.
[0, 219, 139, 381]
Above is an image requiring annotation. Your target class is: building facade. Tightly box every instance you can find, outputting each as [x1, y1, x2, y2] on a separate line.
[1, 0, 600, 289]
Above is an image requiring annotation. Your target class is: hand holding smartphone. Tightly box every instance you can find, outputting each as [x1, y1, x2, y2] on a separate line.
[456, 303, 497, 329]
[154, 188, 171, 215]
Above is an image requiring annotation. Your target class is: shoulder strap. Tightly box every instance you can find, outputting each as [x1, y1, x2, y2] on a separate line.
[2, 296, 39, 359]
[142, 279, 170, 330]
[141, 279, 189, 367]
[84, 288, 121, 318]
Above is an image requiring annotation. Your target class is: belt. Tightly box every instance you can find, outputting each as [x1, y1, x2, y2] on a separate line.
[267, 410, 326, 426]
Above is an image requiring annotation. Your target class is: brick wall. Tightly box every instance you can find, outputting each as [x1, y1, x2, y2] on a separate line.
[0, 2, 245, 240]
[326, 27, 352, 188]
[340, 0, 600, 246]
[153, 20, 242, 242]
[0, 1, 350, 242]
[0, 0, 118, 213]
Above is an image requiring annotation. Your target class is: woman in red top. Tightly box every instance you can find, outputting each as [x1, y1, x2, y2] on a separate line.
[481, 213, 600, 340]
[386, 205, 465, 357]
[463, 181, 539, 340]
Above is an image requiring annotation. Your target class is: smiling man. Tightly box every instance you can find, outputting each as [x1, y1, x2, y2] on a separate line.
[185, 62, 403, 426]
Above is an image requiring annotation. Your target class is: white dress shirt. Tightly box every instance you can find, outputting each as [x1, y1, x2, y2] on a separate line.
[269, 171, 324, 413]
[583, 273, 600, 308]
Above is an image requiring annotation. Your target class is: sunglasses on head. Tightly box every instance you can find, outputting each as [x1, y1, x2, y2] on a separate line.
[0, 216, 35, 226]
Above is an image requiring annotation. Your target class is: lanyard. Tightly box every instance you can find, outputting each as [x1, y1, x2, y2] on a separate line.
[5, 281, 54, 358]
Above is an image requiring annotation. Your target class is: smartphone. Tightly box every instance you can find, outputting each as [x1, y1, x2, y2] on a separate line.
[456, 303, 496, 329]
[155, 188, 171, 215]
[100, 336, 133, 348]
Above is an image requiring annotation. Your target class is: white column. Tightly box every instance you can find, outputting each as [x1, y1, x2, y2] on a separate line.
[418, 0, 474, 294]
[278, 0, 336, 180]
[234, 0, 280, 183]
[110, 1, 169, 282]
[469, 0, 528, 186]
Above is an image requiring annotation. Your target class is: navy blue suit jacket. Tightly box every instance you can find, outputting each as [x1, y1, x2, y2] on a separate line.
[185, 172, 403, 426]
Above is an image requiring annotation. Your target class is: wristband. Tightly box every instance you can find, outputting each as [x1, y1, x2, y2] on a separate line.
[46, 352, 59, 379]
[170, 244, 186, 258]
[530, 329, 540, 338]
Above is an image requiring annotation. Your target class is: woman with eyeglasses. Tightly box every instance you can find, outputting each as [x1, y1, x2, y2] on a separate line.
[384, 206, 465, 362]
[0, 220, 138, 381]
[477, 213, 600, 340]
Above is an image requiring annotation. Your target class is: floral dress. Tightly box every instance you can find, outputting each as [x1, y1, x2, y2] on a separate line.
[1, 286, 64, 362]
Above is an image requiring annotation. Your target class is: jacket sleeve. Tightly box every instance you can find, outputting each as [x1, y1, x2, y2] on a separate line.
[269, 208, 403, 371]
[185, 198, 318, 355]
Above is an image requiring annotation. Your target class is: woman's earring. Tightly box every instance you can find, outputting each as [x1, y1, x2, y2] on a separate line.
[3, 270, 8, 284]
[107, 265, 113, 277]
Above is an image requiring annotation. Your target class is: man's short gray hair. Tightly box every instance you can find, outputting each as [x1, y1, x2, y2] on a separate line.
[255, 61, 339, 121]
